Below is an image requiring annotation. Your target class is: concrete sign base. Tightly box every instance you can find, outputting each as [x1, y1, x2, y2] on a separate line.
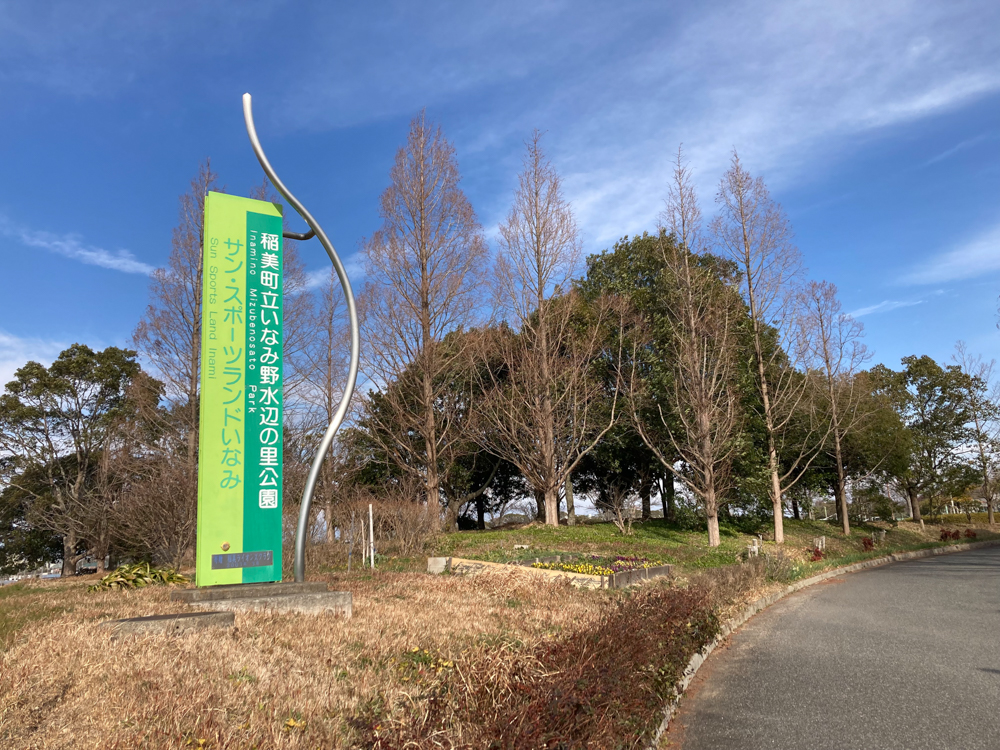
[171, 581, 352, 618]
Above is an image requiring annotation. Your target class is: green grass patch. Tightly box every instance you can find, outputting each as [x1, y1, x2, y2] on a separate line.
[434, 516, 1000, 578]
[437, 517, 856, 570]
[0, 583, 71, 651]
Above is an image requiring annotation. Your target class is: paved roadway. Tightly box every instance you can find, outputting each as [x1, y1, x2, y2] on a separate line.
[671, 546, 1000, 750]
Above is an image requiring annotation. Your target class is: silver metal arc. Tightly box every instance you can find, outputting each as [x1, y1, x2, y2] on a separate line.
[242, 93, 360, 583]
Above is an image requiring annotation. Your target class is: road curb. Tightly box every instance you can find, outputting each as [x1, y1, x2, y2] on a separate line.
[646, 537, 1000, 749]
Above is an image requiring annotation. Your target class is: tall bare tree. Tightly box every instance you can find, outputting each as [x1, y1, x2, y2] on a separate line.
[712, 151, 822, 543]
[479, 131, 621, 526]
[133, 161, 219, 491]
[101, 372, 200, 569]
[630, 149, 743, 547]
[362, 112, 489, 521]
[953, 341, 1000, 526]
[293, 268, 357, 541]
[800, 280, 871, 535]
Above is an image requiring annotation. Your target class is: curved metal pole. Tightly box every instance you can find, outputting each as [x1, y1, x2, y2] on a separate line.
[243, 93, 360, 583]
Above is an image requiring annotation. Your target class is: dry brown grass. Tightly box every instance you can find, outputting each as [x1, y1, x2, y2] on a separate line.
[0, 569, 604, 749]
[6, 519, 986, 749]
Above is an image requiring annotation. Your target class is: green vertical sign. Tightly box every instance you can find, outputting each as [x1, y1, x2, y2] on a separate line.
[197, 192, 284, 586]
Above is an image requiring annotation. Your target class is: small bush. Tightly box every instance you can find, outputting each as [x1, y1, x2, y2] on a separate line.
[87, 562, 187, 592]
[951, 530, 962, 540]
[810, 547, 824, 562]
[965, 529, 977, 539]
[861, 537, 874, 552]
[940, 529, 952, 542]
[763, 549, 797, 583]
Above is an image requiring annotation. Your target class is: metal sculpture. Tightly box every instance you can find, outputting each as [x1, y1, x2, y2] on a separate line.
[242, 93, 360, 582]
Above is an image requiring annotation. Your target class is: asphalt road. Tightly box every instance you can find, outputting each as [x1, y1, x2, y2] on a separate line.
[672, 546, 1000, 750]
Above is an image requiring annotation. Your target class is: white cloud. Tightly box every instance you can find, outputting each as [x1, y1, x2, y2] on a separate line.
[849, 299, 923, 317]
[0, 216, 154, 275]
[303, 0, 996, 246]
[304, 268, 332, 291]
[0, 330, 67, 389]
[902, 223, 1000, 285]
[302, 254, 366, 292]
[551, 0, 1000, 245]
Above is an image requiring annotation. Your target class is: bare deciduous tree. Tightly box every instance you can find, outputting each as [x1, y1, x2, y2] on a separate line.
[712, 151, 824, 544]
[104, 373, 199, 569]
[953, 341, 1000, 526]
[479, 131, 621, 526]
[362, 112, 489, 525]
[291, 268, 359, 541]
[133, 161, 219, 494]
[630, 148, 743, 547]
[800, 280, 871, 535]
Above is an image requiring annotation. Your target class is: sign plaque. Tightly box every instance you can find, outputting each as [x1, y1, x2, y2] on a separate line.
[196, 192, 284, 586]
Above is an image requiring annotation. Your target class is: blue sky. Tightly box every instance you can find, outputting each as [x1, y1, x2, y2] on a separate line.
[1, 0, 998, 384]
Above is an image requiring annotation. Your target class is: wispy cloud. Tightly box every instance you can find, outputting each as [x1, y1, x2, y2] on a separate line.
[0, 216, 154, 275]
[902, 223, 1000, 285]
[258, 1, 1000, 246]
[0, 329, 67, 389]
[849, 299, 923, 317]
[0, 2, 274, 98]
[553, 1, 1000, 245]
[921, 132, 994, 167]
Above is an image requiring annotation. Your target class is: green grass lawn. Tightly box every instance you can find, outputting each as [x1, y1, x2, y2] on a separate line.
[432, 516, 1000, 573]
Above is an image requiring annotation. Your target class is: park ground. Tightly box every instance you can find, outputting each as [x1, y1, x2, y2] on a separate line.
[1, 516, 996, 749]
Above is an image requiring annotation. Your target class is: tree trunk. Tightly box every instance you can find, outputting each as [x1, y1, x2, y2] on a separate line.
[476, 496, 486, 530]
[61, 531, 79, 578]
[565, 475, 576, 526]
[663, 477, 675, 522]
[749, 276, 784, 544]
[422, 369, 440, 515]
[640, 478, 652, 521]
[833, 478, 850, 536]
[791, 498, 800, 521]
[325, 499, 335, 544]
[988, 497, 995, 527]
[832, 430, 850, 536]
[907, 487, 922, 523]
[768, 440, 784, 543]
[705, 487, 720, 547]
[444, 495, 460, 532]
[534, 489, 545, 521]
[544, 485, 559, 527]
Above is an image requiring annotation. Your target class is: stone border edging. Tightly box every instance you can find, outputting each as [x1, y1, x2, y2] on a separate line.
[434, 556, 676, 590]
[444, 556, 606, 589]
[646, 538, 1000, 749]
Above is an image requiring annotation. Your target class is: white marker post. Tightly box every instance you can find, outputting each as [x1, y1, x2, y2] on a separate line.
[369, 503, 375, 569]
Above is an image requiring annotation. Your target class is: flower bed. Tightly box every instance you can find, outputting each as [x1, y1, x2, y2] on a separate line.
[532, 555, 665, 576]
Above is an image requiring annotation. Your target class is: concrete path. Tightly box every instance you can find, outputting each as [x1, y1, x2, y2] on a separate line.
[671, 546, 1000, 750]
